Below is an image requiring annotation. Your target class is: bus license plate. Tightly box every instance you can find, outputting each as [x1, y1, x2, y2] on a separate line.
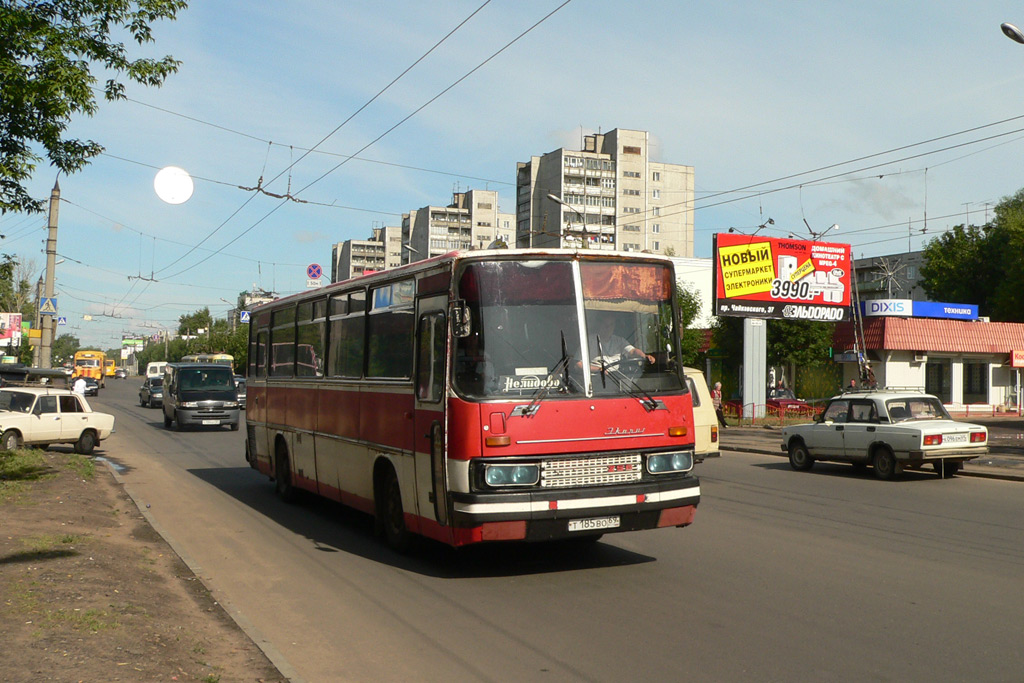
[568, 516, 620, 532]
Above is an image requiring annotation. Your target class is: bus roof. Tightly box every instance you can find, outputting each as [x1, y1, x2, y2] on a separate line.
[251, 248, 676, 314]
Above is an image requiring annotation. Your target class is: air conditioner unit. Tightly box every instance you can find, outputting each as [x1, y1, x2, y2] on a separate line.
[913, 352, 928, 363]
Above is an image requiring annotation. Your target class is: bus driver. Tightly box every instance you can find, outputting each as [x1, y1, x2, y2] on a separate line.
[585, 312, 655, 372]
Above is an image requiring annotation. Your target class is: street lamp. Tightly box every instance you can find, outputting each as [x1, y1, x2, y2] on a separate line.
[1002, 22, 1024, 44]
[547, 193, 590, 248]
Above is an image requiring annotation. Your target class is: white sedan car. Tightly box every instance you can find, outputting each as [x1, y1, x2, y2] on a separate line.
[0, 387, 115, 455]
[781, 390, 988, 480]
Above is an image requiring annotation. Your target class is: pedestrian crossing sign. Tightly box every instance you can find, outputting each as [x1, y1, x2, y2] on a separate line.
[39, 297, 57, 315]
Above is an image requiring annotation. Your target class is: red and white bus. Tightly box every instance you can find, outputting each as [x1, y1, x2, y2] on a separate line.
[245, 249, 700, 549]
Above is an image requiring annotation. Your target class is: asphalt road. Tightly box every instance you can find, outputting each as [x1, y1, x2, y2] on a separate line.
[91, 379, 1024, 682]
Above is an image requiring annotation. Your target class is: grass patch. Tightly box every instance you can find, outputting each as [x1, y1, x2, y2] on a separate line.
[43, 607, 119, 632]
[21, 533, 83, 553]
[65, 454, 95, 479]
[0, 450, 54, 503]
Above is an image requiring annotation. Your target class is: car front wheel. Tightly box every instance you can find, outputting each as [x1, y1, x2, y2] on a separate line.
[1, 430, 20, 451]
[788, 441, 814, 471]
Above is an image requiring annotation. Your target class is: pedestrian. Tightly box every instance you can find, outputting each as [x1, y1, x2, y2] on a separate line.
[847, 378, 857, 391]
[72, 375, 87, 396]
[711, 381, 727, 428]
[865, 363, 877, 389]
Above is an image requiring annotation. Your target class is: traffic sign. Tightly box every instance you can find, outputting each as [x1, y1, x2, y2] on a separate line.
[57, 316, 67, 326]
[39, 297, 57, 315]
[239, 310, 251, 323]
[307, 263, 322, 280]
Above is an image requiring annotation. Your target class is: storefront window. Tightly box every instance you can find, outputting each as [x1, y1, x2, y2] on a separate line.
[925, 360, 951, 404]
[963, 362, 989, 404]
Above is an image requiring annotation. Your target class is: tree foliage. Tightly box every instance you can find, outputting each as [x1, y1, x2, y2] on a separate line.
[919, 187, 1024, 322]
[0, 0, 187, 214]
[52, 332, 80, 364]
[178, 307, 213, 336]
[711, 316, 833, 368]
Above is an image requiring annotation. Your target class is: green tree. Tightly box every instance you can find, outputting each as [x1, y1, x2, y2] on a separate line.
[675, 283, 703, 366]
[1, 0, 187, 214]
[178, 307, 213, 336]
[52, 333, 80, 364]
[919, 187, 1024, 322]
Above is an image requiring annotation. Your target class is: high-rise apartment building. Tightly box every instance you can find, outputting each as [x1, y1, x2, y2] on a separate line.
[330, 225, 403, 283]
[402, 189, 514, 264]
[516, 128, 694, 256]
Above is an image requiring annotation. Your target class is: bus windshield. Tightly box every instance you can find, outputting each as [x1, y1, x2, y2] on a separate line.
[453, 259, 684, 400]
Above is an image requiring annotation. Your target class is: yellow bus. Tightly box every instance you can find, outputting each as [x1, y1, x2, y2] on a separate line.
[180, 353, 235, 372]
[73, 350, 107, 388]
[104, 359, 116, 378]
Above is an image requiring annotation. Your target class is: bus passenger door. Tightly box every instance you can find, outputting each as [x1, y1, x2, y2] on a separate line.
[415, 303, 449, 528]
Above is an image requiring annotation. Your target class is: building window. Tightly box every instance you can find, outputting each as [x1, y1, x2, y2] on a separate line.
[622, 170, 640, 178]
[652, 189, 660, 199]
[623, 188, 640, 196]
[652, 241, 660, 251]
[652, 207, 660, 216]
[652, 171, 661, 181]
[652, 224, 660, 233]
[623, 146, 642, 155]
[623, 207, 641, 214]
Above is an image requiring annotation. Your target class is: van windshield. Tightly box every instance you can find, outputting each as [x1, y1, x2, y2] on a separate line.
[178, 367, 235, 391]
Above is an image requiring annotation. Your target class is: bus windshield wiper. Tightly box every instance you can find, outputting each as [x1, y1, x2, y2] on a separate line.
[604, 360, 662, 412]
[520, 332, 575, 416]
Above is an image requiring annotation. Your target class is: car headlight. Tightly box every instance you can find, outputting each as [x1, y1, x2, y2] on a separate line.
[647, 451, 694, 474]
[483, 464, 540, 487]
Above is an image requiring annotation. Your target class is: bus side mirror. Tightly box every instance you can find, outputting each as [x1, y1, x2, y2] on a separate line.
[451, 300, 472, 338]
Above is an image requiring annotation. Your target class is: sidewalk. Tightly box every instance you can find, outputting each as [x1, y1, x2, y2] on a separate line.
[718, 419, 1024, 482]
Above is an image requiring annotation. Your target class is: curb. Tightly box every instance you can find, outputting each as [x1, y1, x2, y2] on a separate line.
[97, 457, 303, 683]
[721, 445, 1024, 483]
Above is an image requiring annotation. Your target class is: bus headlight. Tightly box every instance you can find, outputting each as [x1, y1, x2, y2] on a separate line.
[647, 452, 694, 474]
[484, 464, 540, 487]
[180, 401, 198, 408]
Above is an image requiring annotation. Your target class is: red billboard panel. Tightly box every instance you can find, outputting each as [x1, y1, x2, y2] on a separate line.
[712, 233, 851, 321]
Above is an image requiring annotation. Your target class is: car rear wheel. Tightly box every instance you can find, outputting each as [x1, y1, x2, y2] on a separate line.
[788, 441, 814, 471]
[74, 431, 97, 455]
[873, 447, 902, 480]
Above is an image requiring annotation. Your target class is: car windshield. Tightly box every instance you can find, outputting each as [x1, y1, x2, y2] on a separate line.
[886, 396, 950, 422]
[150, 378, 163, 387]
[0, 390, 35, 413]
[452, 259, 684, 400]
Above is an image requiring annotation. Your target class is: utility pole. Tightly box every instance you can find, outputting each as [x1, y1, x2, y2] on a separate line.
[40, 179, 59, 368]
[32, 276, 43, 366]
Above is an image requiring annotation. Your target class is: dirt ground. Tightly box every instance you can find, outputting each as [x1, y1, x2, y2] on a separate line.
[0, 448, 286, 682]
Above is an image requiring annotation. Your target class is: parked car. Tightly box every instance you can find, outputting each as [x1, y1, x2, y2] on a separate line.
[781, 390, 988, 480]
[0, 387, 115, 454]
[233, 376, 246, 410]
[725, 387, 812, 419]
[683, 367, 718, 462]
[83, 377, 99, 396]
[115, 368, 128, 379]
[139, 376, 163, 408]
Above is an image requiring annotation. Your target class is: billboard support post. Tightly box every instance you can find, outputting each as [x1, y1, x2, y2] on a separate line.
[742, 318, 767, 419]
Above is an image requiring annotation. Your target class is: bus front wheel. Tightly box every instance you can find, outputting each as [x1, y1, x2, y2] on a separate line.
[378, 466, 411, 553]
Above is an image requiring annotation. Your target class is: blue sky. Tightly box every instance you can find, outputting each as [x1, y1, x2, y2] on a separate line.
[5, 0, 1024, 349]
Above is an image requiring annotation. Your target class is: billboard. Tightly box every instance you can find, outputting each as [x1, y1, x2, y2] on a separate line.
[0, 313, 23, 348]
[712, 234, 851, 321]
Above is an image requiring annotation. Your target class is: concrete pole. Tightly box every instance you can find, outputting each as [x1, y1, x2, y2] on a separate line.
[32, 276, 43, 366]
[40, 179, 59, 368]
